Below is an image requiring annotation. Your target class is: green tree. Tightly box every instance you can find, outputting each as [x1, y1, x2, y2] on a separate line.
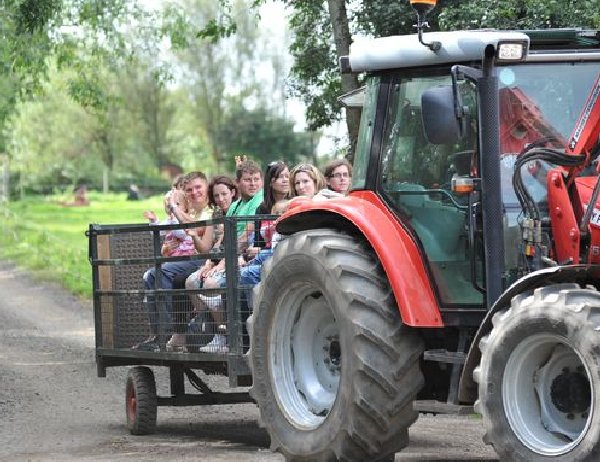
[439, 0, 600, 30]
[3, 1, 188, 193]
[173, 0, 294, 171]
[217, 105, 312, 167]
[6, 67, 102, 192]
[284, 0, 600, 158]
[0, 0, 56, 153]
[119, 63, 176, 170]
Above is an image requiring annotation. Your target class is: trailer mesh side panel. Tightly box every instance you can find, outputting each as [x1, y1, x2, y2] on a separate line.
[91, 216, 266, 357]
[110, 232, 153, 348]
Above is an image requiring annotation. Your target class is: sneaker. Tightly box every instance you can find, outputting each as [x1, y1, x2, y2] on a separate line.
[166, 333, 186, 352]
[199, 334, 229, 353]
[132, 336, 160, 352]
[197, 293, 222, 311]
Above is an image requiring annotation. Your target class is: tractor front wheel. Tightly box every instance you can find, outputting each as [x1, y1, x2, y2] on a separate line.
[248, 229, 424, 461]
[475, 284, 600, 461]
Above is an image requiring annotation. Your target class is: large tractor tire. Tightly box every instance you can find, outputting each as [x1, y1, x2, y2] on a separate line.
[474, 284, 600, 461]
[248, 229, 424, 461]
[125, 366, 157, 435]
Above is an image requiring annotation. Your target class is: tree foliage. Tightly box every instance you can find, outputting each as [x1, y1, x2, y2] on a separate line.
[284, 0, 600, 148]
[0, 0, 160, 156]
[0, 1, 56, 152]
[172, 0, 296, 171]
[286, 1, 339, 131]
[217, 105, 312, 167]
[4, 0, 301, 193]
[439, 0, 600, 30]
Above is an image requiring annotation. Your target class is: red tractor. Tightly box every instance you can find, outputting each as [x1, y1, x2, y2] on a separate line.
[247, 1, 600, 460]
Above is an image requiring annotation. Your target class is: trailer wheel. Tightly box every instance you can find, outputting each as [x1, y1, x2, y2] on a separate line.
[474, 284, 600, 461]
[125, 366, 157, 435]
[248, 229, 424, 461]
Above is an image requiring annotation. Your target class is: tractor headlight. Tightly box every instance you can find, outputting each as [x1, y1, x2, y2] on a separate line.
[497, 41, 528, 62]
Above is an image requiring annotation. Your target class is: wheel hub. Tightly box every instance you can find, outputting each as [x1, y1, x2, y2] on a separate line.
[271, 285, 341, 429]
[550, 367, 591, 415]
[503, 334, 593, 456]
[324, 336, 341, 371]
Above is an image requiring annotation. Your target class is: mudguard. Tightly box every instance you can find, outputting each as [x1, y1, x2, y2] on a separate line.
[458, 264, 600, 403]
[276, 191, 443, 327]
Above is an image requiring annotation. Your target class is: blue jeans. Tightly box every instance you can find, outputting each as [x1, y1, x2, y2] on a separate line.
[143, 260, 201, 335]
[201, 249, 273, 351]
[234, 248, 274, 319]
[241, 248, 273, 286]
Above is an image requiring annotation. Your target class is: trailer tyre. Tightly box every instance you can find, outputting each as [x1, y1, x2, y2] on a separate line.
[474, 284, 600, 461]
[248, 229, 424, 461]
[126, 366, 157, 435]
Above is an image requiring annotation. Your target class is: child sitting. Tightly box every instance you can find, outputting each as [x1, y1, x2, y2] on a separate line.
[143, 187, 196, 258]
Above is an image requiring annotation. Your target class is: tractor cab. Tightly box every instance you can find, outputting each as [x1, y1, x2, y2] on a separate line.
[345, 27, 600, 314]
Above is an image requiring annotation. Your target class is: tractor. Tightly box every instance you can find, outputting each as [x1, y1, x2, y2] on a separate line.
[247, 1, 600, 460]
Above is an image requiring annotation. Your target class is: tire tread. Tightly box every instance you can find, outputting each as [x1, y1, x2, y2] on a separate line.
[249, 230, 424, 461]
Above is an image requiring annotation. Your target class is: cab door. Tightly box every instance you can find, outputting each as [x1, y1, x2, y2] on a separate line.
[377, 71, 484, 309]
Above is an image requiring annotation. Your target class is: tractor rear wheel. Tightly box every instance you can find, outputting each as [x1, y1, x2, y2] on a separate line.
[475, 284, 600, 461]
[248, 229, 424, 461]
[125, 366, 157, 435]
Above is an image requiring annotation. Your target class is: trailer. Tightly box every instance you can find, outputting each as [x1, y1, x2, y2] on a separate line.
[87, 215, 264, 434]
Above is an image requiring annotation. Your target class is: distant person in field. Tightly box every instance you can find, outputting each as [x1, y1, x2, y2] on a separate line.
[73, 184, 89, 205]
[60, 184, 90, 207]
[126, 184, 140, 201]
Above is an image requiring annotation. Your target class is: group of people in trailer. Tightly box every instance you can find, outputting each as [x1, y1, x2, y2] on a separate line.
[134, 157, 353, 353]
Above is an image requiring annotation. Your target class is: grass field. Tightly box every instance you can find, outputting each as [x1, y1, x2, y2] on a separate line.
[0, 192, 163, 298]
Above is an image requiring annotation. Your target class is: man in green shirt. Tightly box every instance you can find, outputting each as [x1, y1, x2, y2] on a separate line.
[194, 159, 264, 353]
[226, 159, 264, 236]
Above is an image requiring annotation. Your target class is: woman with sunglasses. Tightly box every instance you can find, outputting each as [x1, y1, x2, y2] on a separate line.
[249, 161, 290, 251]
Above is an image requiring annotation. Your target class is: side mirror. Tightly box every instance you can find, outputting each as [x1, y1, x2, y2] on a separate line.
[421, 85, 462, 144]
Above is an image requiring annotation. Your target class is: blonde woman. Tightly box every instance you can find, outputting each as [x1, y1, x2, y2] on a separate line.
[289, 163, 326, 198]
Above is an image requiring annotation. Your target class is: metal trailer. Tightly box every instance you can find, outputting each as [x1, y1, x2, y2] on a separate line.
[87, 215, 270, 434]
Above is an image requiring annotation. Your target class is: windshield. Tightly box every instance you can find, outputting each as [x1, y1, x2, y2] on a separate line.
[498, 62, 600, 278]
[352, 77, 379, 190]
[498, 62, 600, 208]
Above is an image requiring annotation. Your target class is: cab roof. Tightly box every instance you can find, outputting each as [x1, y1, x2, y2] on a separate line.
[347, 30, 529, 73]
[346, 29, 600, 73]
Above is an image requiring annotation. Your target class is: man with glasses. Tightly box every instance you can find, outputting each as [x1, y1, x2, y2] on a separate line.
[324, 158, 352, 195]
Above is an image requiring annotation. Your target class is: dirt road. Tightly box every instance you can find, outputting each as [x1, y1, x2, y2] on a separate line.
[0, 261, 498, 461]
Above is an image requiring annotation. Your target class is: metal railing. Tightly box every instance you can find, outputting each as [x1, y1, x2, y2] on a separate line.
[88, 214, 277, 385]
